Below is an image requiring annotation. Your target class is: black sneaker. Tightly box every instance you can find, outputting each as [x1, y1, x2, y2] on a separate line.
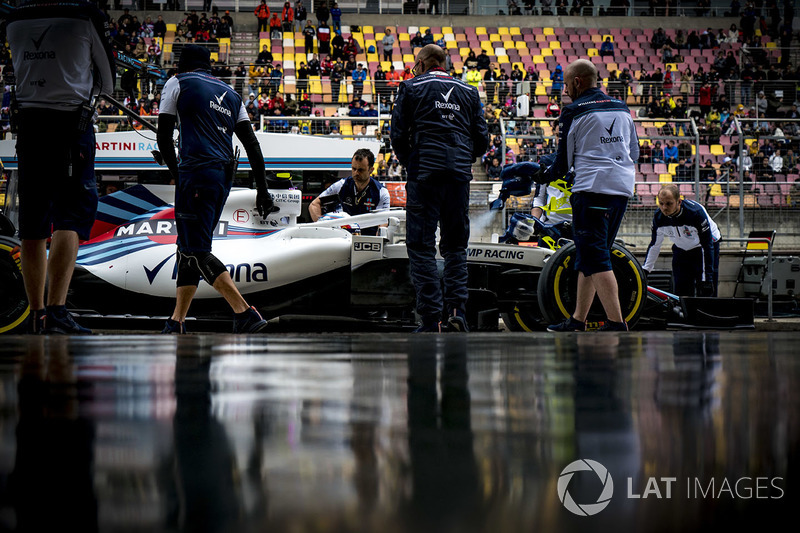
[597, 320, 629, 332]
[413, 317, 442, 333]
[29, 309, 46, 334]
[233, 306, 268, 333]
[44, 306, 92, 335]
[546, 316, 586, 332]
[161, 318, 187, 334]
[447, 309, 469, 332]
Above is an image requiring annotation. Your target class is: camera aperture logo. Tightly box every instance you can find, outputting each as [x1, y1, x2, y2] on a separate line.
[558, 459, 614, 516]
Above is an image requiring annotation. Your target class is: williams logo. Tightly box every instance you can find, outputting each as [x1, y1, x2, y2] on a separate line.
[600, 117, 623, 143]
[558, 459, 614, 516]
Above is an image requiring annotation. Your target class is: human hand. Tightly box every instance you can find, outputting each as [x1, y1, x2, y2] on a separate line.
[256, 189, 279, 218]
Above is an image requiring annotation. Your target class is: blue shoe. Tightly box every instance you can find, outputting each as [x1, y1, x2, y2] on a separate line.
[161, 318, 187, 334]
[44, 306, 92, 335]
[28, 309, 46, 335]
[597, 320, 629, 331]
[547, 316, 586, 332]
[234, 306, 268, 333]
[447, 308, 469, 332]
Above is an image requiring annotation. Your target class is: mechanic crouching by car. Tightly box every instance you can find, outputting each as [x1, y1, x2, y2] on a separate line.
[157, 45, 277, 334]
[390, 44, 489, 333]
[307, 148, 390, 235]
[642, 184, 721, 297]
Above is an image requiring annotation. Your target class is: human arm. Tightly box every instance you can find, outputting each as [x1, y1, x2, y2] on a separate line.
[389, 84, 410, 166]
[471, 89, 490, 161]
[156, 113, 179, 179]
[641, 215, 665, 273]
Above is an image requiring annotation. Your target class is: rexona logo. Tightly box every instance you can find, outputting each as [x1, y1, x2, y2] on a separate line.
[558, 459, 614, 516]
[600, 117, 623, 144]
[210, 91, 232, 116]
[435, 86, 461, 111]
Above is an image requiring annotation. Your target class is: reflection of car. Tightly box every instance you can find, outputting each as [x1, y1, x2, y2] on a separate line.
[0, 184, 651, 333]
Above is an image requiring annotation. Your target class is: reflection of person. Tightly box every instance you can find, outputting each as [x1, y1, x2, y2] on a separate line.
[643, 184, 721, 297]
[7, 0, 115, 334]
[542, 59, 638, 332]
[391, 44, 489, 332]
[308, 148, 390, 235]
[157, 45, 275, 334]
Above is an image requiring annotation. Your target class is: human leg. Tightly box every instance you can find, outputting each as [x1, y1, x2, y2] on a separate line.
[438, 179, 470, 317]
[405, 180, 444, 326]
[46, 230, 80, 307]
[20, 240, 47, 312]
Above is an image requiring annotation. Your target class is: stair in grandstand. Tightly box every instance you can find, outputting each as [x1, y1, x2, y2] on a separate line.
[229, 31, 259, 66]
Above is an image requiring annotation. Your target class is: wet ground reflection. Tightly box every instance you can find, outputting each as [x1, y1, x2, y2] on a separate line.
[0, 332, 797, 532]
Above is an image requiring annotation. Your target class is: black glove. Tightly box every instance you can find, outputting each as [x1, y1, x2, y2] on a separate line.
[699, 281, 715, 297]
[256, 188, 279, 218]
[531, 165, 554, 185]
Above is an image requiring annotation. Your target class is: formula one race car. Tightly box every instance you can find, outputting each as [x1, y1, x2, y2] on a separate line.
[0, 184, 651, 333]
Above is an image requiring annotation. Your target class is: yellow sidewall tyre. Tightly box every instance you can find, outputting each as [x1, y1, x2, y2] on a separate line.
[0, 236, 30, 334]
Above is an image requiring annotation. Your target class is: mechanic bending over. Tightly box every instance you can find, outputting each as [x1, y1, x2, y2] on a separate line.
[538, 58, 638, 333]
[391, 43, 489, 333]
[308, 148, 391, 235]
[157, 45, 277, 334]
[7, 0, 115, 334]
[643, 184, 721, 297]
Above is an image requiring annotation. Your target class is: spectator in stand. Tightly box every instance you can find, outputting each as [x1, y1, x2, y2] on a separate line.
[769, 149, 786, 174]
[153, 15, 167, 38]
[700, 159, 717, 182]
[307, 53, 321, 75]
[484, 64, 497, 104]
[330, 62, 343, 103]
[147, 39, 162, 64]
[382, 28, 395, 62]
[599, 37, 615, 58]
[294, 0, 307, 32]
[463, 50, 478, 72]
[698, 81, 713, 116]
[269, 64, 283, 97]
[303, 20, 316, 53]
[675, 158, 693, 181]
[410, 31, 425, 49]
[282, 2, 294, 33]
[255, 0, 270, 34]
[343, 35, 360, 58]
[352, 63, 367, 100]
[317, 20, 331, 55]
[487, 157, 503, 180]
[476, 50, 491, 71]
[402, 64, 414, 81]
[652, 141, 665, 164]
[331, 30, 345, 61]
[423, 29, 434, 46]
[639, 140, 653, 165]
[664, 140, 679, 163]
[651, 27, 667, 50]
[269, 12, 282, 39]
[330, 2, 341, 33]
[256, 44, 274, 66]
[545, 96, 560, 118]
[296, 61, 309, 97]
[387, 65, 401, 99]
[374, 64, 387, 100]
[316, 1, 330, 25]
[321, 55, 333, 76]
[466, 64, 481, 89]
[550, 64, 563, 103]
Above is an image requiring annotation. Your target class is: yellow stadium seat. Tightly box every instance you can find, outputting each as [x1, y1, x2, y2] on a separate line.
[710, 144, 725, 155]
[549, 41, 561, 49]
[363, 26, 374, 33]
[668, 163, 678, 174]
[166, 23, 177, 31]
[603, 34, 613, 42]
[499, 27, 510, 35]
[542, 48, 552, 57]
[766, 41, 777, 48]
[434, 33, 444, 41]
[497, 56, 510, 64]
[533, 54, 544, 63]
[446, 41, 457, 49]
[459, 47, 471, 56]
[260, 38, 270, 50]
[381, 61, 392, 70]
[442, 26, 453, 33]
[309, 75, 322, 94]
[535, 84, 547, 95]
[691, 145, 697, 155]
[273, 53, 282, 61]
[659, 174, 673, 182]
[543, 27, 555, 35]
[481, 41, 493, 51]
[588, 48, 598, 56]
[510, 27, 521, 35]
[512, 62, 524, 70]
[476, 27, 487, 35]
[403, 53, 414, 63]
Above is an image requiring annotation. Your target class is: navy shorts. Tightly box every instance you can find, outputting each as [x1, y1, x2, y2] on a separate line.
[175, 166, 231, 253]
[571, 191, 629, 276]
[17, 108, 98, 240]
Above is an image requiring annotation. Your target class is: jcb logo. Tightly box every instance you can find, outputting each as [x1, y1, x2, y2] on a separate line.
[354, 242, 381, 252]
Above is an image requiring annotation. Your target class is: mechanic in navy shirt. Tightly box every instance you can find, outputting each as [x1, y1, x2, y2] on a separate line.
[157, 45, 276, 334]
[643, 184, 721, 297]
[391, 44, 489, 332]
[7, 0, 115, 334]
[308, 148, 390, 236]
[541, 59, 639, 332]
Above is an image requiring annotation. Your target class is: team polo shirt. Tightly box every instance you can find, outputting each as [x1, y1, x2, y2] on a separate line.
[160, 71, 249, 171]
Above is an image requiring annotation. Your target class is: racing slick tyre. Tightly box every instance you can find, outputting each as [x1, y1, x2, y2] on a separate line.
[501, 303, 546, 332]
[0, 235, 30, 334]
[536, 242, 646, 330]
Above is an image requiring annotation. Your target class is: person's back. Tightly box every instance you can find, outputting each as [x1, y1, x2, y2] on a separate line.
[391, 63, 488, 179]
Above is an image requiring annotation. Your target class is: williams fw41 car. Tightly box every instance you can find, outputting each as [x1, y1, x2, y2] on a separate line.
[0, 184, 659, 333]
